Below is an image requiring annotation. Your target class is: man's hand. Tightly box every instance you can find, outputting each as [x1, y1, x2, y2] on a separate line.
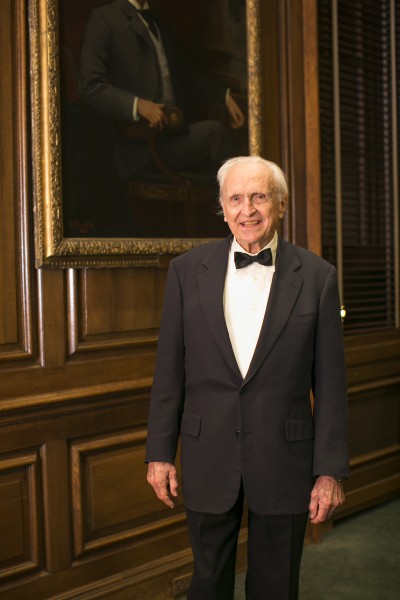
[137, 99, 168, 130]
[308, 475, 345, 524]
[226, 95, 245, 129]
[147, 461, 178, 509]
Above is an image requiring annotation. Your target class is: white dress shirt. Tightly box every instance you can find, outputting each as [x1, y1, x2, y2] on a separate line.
[223, 231, 278, 378]
[128, 0, 149, 11]
[128, 0, 175, 117]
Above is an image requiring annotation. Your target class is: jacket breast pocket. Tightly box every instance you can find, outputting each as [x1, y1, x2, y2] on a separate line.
[285, 418, 314, 441]
[180, 412, 201, 437]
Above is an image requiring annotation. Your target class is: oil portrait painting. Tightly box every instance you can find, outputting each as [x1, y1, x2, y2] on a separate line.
[29, 0, 266, 267]
[58, 0, 248, 240]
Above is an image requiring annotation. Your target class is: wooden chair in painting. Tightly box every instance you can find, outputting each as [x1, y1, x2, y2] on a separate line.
[115, 105, 220, 238]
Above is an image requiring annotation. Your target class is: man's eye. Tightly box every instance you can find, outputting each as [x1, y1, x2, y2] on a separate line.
[254, 193, 266, 202]
[230, 196, 241, 203]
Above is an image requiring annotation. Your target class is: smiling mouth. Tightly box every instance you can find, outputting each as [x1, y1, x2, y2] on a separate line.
[240, 220, 261, 227]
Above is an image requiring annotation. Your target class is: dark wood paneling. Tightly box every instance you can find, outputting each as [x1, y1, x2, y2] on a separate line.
[80, 269, 165, 336]
[338, 445, 400, 519]
[346, 331, 400, 390]
[41, 440, 72, 572]
[0, 397, 194, 598]
[0, 0, 18, 348]
[0, 450, 43, 582]
[70, 429, 185, 559]
[349, 389, 400, 457]
[66, 268, 164, 356]
[262, 0, 321, 253]
[0, 0, 33, 364]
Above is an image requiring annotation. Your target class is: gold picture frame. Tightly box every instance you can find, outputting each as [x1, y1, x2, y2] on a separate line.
[29, 0, 264, 268]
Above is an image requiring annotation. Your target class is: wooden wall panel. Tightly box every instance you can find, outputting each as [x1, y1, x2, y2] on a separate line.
[66, 268, 165, 357]
[70, 430, 185, 559]
[41, 439, 72, 572]
[261, 0, 321, 252]
[0, 0, 17, 348]
[0, 397, 200, 599]
[349, 389, 400, 457]
[81, 269, 165, 335]
[0, 0, 33, 364]
[0, 450, 42, 582]
[338, 331, 400, 519]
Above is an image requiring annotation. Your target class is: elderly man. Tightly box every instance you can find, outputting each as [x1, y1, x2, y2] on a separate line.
[146, 156, 349, 600]
[79, 0, 245, 180]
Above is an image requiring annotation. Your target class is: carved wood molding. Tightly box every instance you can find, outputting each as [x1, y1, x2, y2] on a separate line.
[49, 548, 195, 600]
[348, 376, 400, 396]
[70, 430, 186, 558]
[349, 443, 400, 468]
[0, 450, 42, 581]
[334, 444, 400, 520]
[0, 377, 152, 414]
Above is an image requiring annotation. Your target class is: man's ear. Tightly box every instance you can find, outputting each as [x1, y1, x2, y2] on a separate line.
[279, 195, 288, 219]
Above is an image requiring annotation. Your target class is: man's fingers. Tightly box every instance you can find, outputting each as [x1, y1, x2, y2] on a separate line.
[154, 483, 175, 508]
[231, 109, 245, 128]
[148, 108, 168, 130]
[169, 471, 179, 496]
[310, 501, 330, 524]
[227, 96, 245, 129]
[309, 476, 345, 524]
[148, 110, 163, 128]
[149, 478, 175, 508]
[137, 99, 166, 128]
[308, 497, 318, 520]
[147, 462, 178, 509]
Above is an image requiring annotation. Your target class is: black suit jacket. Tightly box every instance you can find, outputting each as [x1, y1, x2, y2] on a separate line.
[146, 236, 349, 515]
[79, 0, 226, 121]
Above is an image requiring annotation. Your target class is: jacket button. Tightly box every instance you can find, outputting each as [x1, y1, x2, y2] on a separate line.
[235, 430, 241, 437]
[241, 387, 248, 396]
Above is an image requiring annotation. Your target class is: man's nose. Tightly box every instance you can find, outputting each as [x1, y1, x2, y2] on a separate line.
[242, 197, 256, 213]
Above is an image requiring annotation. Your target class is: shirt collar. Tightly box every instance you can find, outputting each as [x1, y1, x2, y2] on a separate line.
[231, 230, 278, 266]
[127, 0, 150, 10]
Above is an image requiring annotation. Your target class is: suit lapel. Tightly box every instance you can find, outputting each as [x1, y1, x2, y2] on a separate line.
[198, 236, 304, 384]
[243, 238, 304, 386]
[198, 237, 242, 381]
[120, 0, 153, 44]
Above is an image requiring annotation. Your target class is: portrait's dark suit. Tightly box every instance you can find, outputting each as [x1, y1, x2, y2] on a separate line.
[79, 0, 234, 178]
[146, 235, 349, 515]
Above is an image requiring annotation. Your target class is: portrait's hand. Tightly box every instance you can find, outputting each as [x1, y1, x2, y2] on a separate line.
[147, 461, 178, 509]
[226, 94, 245, 129]
[137, 99, 168, 130]
[309, 475, 345, 524]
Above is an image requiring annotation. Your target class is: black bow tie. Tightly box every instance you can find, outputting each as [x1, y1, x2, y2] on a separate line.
[234, 248, 273, 269]
[137, 9, 159, 38]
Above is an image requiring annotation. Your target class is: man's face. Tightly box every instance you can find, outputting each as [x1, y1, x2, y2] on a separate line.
[220, 163, 286, 253]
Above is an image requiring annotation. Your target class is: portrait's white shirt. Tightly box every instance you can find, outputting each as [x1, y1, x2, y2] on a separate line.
[128, 0, 150, 10]
[127, 0, 175, 119]
[223, 231, 278, 378]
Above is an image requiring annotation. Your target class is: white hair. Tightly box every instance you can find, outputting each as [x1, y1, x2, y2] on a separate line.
[217, 156, 288, 206]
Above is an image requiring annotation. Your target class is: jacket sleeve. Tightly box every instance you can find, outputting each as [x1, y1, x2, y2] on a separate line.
[312, 265, 350, 479]
[79, 10, 137, 121]
[145, 260, 185, 463]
